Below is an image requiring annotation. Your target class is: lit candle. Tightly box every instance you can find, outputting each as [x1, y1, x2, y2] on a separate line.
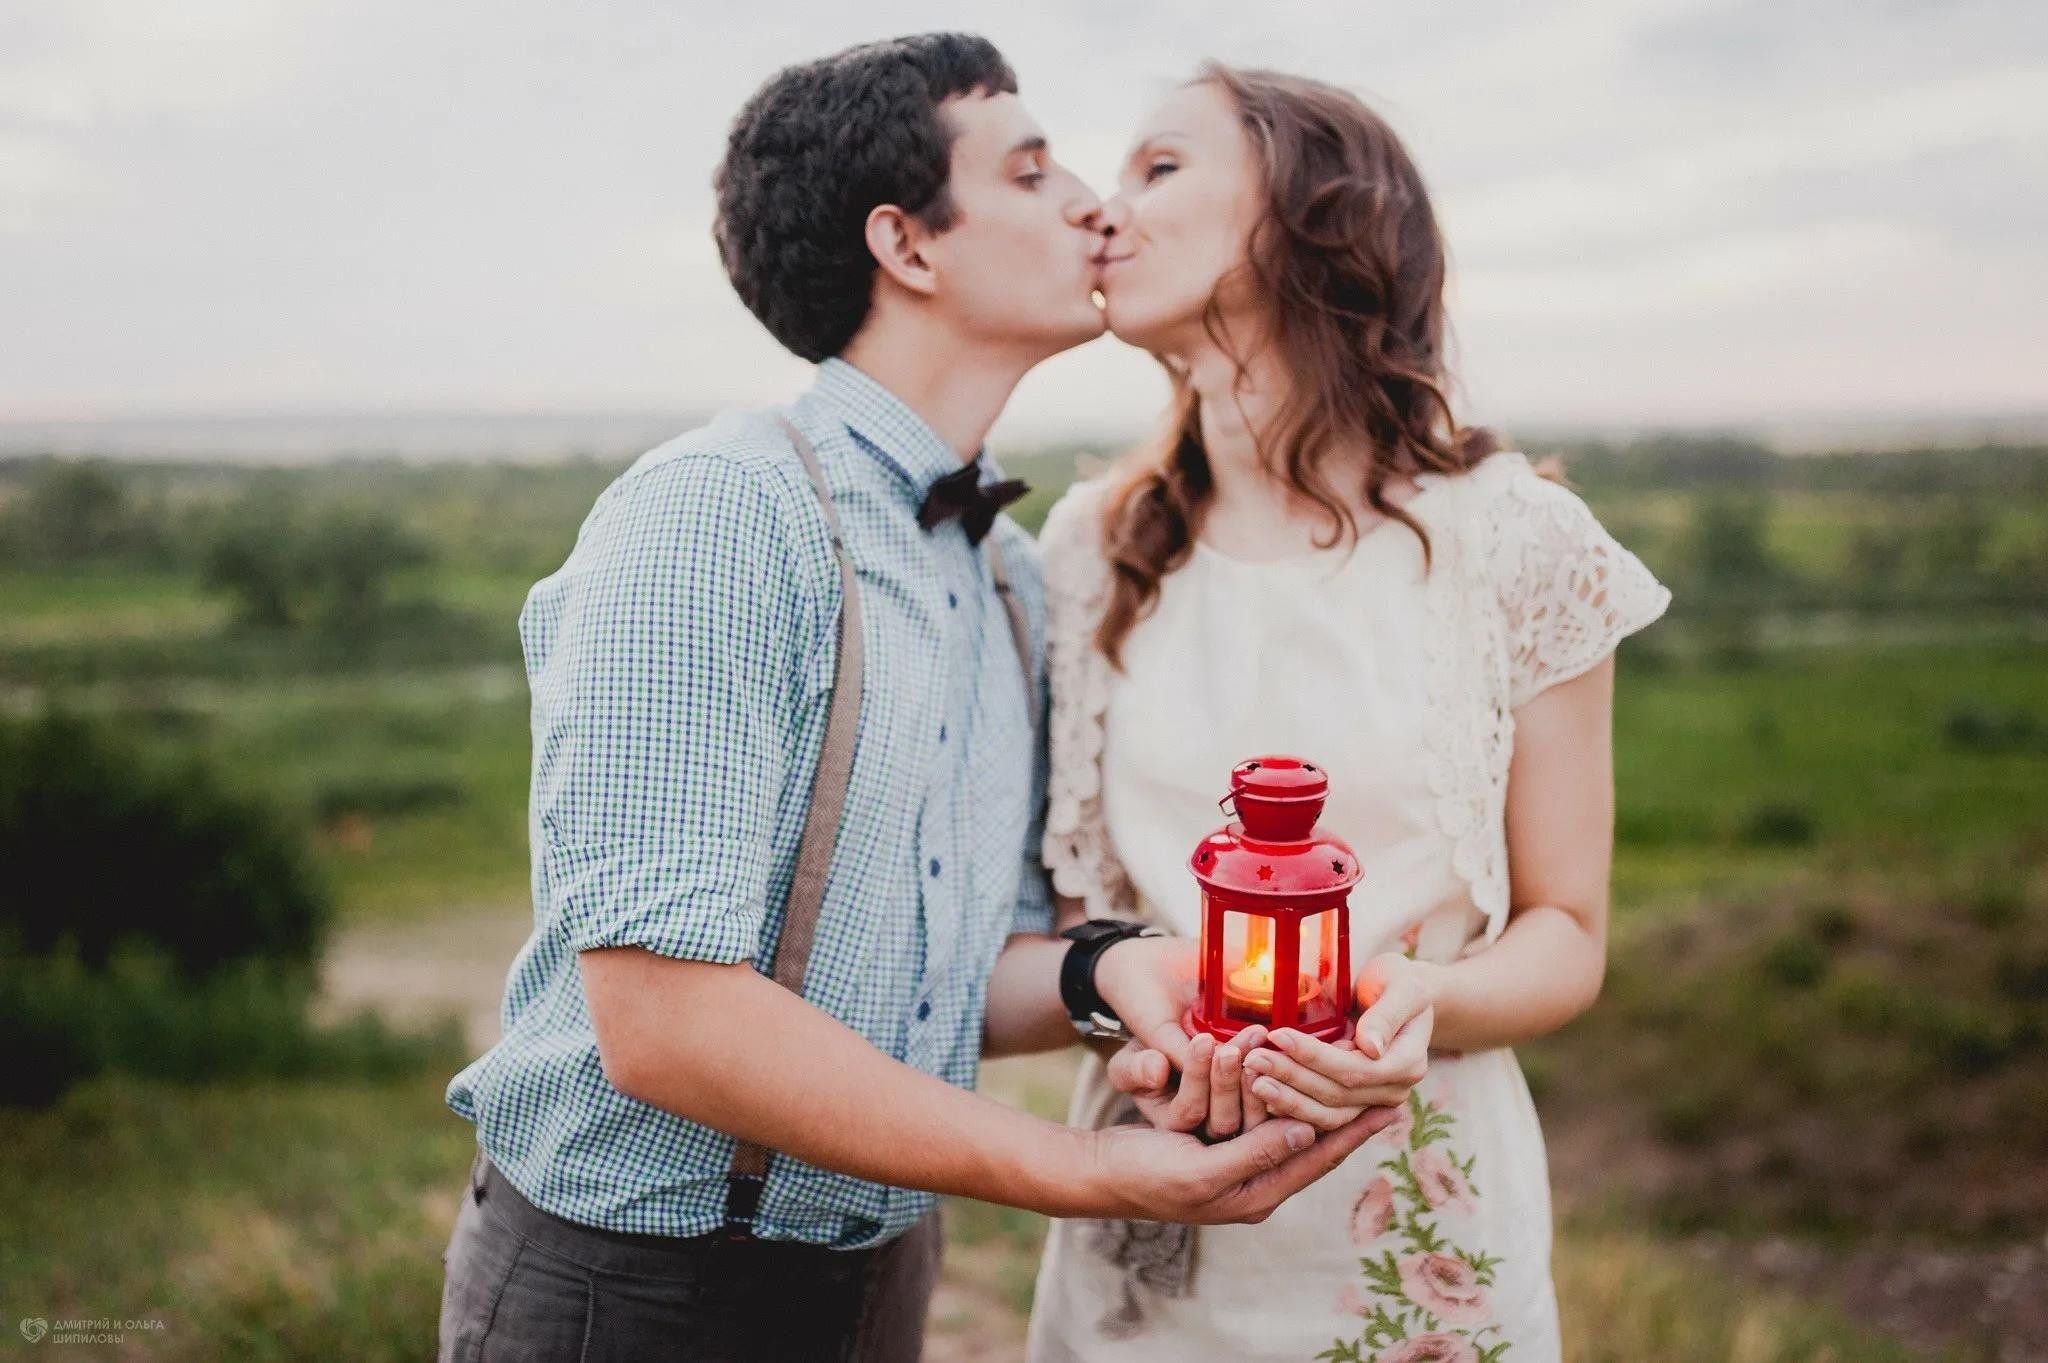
[1223, 948, 1321, 1016]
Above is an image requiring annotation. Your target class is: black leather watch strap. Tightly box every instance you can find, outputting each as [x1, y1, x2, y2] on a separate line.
[1058, 918, 1164, 1038]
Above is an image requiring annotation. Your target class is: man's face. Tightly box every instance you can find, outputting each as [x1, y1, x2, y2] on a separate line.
[915, 91, 1106, 361]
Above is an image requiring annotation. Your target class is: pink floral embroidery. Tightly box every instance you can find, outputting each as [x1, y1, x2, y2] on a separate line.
[1365, 1101, 1415, 1154]
[1350, 1176, 1395, 1245]
[1411, 1147, 1478, 1217]
[1396, 1253, 1491, 1327]
[1377, 1334, 1479, 1363]
[1317, 1092, 1508, 1363]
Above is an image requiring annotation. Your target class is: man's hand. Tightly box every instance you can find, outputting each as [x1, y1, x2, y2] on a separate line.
[1090, 933, 1201, 1065]
[1084, 1106, 1398, 1224]
[1106, 1027, 1270, 1137]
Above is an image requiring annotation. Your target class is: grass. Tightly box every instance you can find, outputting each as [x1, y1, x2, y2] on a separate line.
[0, 1068, 1973, 1363]
[2, 449, 2043, 1356]
[1527, 860, 2048, 1241]
[1609, 642, 2048, 909]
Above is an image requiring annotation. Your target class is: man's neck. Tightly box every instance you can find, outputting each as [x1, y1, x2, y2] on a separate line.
[837, 328, 1036, 466]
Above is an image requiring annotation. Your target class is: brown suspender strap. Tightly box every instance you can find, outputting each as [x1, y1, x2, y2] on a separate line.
[725, 415, 864, 1228]
[723, 413, 1034, 1236]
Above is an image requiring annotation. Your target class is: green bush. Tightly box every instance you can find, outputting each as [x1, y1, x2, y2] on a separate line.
[0, 710, 332, 979]
[1738, 801, 1819, 847]
[0, 946, 461, 1107]
[1760, 931, 1829, 988]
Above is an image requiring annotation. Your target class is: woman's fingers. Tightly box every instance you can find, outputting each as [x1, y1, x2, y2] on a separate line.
[1242, 1045, 1353, 1107]
[1245, 1021, 1431, 1106]
[1247, 1074, 1363, 1131]
[1234, 1026, 1271, 1129]
[1267, 1028, 1375, 1087]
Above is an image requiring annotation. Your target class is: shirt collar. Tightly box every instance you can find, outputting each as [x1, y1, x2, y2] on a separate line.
[810, 357, 1000, 498]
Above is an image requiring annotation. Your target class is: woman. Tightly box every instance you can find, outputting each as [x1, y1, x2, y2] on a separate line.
[1026, 64, 1671, 1363]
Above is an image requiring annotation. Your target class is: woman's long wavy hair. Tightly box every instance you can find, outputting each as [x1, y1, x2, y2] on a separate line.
[1097, 64, 1502, 667]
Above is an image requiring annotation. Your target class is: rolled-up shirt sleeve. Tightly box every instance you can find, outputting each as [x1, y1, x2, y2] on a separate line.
[523, 451, 819, 964]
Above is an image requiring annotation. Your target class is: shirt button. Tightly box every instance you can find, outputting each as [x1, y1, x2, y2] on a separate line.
[929, 858, 941, 878]
[916, 999, 932, 1021]
[947, 592, 958, 609]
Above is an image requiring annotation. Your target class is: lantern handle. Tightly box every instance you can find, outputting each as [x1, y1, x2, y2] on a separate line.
[1217, 793, 1237, 818]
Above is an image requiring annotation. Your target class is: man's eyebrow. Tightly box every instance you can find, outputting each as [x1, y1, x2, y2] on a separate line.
[1006, 135, 1049, 159]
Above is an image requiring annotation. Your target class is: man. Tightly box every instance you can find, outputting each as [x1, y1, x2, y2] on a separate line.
[438, 34, 1388, 1361]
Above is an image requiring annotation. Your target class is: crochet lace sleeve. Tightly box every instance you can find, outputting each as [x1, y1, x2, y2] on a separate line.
[1037, 480, 1138, 920]
[1492, 468, 1672, 710]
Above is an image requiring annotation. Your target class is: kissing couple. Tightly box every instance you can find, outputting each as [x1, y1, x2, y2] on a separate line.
[438, 31, 1669, 1363]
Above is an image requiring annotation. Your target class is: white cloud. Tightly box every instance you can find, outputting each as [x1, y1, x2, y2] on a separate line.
[0, 0, 2043, 433]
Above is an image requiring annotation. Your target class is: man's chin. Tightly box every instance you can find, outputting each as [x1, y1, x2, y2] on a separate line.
[1027, 307, 1111, 359]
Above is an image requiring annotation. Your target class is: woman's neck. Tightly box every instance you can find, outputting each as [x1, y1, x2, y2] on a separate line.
[1176, 337, 1419, 558]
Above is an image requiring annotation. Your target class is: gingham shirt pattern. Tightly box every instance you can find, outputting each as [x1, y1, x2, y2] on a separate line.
[445, 358, 1052, 1248]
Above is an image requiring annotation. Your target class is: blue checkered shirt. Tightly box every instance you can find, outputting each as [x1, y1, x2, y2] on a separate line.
[446, 358, 1053, 1248]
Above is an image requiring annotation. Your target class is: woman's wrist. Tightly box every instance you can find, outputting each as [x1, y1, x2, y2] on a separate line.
[1352, 950, 1446, 1009]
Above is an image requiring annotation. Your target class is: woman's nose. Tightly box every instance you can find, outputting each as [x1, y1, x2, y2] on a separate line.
[1091, 195, 1130, 235]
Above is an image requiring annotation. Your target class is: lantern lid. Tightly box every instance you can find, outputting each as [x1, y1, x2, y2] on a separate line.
[1190, 755, 1360, 903]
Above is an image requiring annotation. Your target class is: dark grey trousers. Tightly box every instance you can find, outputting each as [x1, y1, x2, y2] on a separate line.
[437, 1151, 942, 1362]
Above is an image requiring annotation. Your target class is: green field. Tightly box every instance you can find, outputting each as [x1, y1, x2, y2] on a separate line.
[1, 439, 2042, 1359]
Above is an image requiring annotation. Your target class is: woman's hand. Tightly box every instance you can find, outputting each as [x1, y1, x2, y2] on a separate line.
[1105, 1025, 1271, 1138]
[1239, 953, 1440, 1130]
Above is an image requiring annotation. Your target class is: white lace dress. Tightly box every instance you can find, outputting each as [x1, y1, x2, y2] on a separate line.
[1025, 452, 1671, 1363]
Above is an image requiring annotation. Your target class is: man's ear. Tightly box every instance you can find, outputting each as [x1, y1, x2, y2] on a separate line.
[865, 205, 940, 298]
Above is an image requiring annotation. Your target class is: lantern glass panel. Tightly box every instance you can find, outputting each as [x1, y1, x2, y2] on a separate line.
[1221, 906, 1326, 1024]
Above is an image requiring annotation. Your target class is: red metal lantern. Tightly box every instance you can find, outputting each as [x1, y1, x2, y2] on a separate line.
[1183, 755, 1360, 1044]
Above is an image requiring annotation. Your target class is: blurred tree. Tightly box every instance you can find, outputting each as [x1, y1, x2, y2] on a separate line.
[301, 506, 433, 627]
[0, 458, 171, 565]
[197, 492, 432, 630]
[0, 709, 331, 980]
[1688, 493, 1783, 592]
[200, 488, 305, 627]
[1686, 494, 1785, 665]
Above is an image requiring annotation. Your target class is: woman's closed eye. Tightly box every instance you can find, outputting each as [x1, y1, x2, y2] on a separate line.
[1144, 160, 1178, 183]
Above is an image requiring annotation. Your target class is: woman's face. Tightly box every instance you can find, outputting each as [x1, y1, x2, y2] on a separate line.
[1093, 81, 1266, 355]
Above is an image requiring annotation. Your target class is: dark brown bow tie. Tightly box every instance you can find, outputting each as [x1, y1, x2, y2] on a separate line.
[916, 462, 1029, 546]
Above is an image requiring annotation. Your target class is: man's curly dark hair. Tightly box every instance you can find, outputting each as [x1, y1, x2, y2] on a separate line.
[713, 34, 1019, 362]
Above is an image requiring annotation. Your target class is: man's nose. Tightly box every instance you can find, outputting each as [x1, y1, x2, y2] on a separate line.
[1065, 191, 1104, 229]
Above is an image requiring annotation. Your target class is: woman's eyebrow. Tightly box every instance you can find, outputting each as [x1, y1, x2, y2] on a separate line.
[1125, 132, 1187, 162]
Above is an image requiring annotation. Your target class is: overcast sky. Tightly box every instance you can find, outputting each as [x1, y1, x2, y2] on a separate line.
[3, 0, 2044, 444]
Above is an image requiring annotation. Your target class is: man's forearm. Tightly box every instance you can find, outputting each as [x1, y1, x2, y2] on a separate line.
[581, 947, 1111, 1217]
[981, 933, 1080, 1057]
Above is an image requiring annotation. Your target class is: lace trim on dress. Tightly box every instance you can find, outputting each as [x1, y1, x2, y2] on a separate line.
[1489, 466, 1675, 711]
[1416, 454, 1672, 950]
[1417, 457, 1516, 950]
[1038, 480, 1138, 920]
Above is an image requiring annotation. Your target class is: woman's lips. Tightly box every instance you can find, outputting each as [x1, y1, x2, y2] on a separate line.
[1092, 254, 1134, 285]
